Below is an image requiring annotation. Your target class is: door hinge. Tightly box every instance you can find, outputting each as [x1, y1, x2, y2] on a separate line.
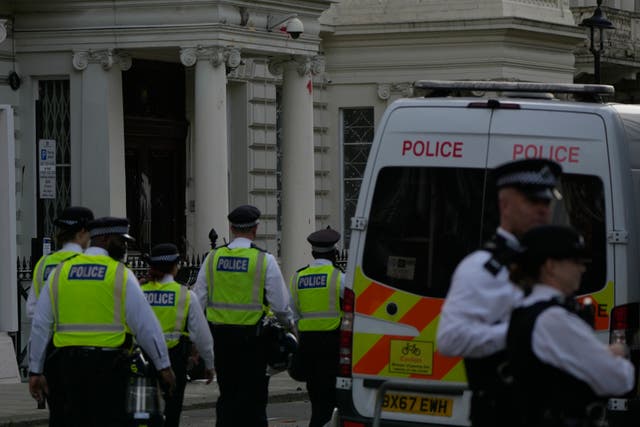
[350, 216, 367, 231]
[608, 230, 629, 244]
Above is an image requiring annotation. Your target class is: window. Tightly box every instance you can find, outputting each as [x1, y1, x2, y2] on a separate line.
[342, 108, 374, 246]
[362, 167, 606, 298]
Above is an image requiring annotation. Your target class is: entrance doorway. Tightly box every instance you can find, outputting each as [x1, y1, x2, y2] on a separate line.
[123, 60, 187, 253]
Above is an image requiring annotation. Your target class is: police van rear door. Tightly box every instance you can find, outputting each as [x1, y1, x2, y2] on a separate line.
[348, 101, 494, 426]
[487, 104, 612, 332]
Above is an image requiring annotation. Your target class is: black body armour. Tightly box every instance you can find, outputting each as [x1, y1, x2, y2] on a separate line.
[507, 299, 603, 426]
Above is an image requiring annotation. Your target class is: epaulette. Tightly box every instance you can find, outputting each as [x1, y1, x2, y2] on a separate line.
[296, 265, 310, 273]
[250, 243, 268, 253]
[482, 233, 521, 276]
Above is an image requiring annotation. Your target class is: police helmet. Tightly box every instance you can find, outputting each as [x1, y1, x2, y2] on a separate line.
[263, 321, 298, 373]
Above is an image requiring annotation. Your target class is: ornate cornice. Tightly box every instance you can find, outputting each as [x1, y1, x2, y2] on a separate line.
[72, 49, 132, 71]
[377, 82, 413, 100]
[268, 56, 325, 77]
[179, 46, 242, 72]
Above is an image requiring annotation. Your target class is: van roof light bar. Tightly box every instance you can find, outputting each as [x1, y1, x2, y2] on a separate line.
[413, 80, 615, 95]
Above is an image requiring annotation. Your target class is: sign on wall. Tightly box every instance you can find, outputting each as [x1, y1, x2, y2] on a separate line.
[38, 139, 56, 199]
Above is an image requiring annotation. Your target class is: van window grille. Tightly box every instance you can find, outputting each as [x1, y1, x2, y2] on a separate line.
[342, 108, 374, 246]
[362, 167, 606, 298]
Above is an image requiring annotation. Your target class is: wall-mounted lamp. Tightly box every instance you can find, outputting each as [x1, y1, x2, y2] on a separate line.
[580, 0, 614, 84]
[266, 13, 304, 39]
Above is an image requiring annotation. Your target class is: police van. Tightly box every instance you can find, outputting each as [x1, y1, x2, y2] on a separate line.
[334, 81, 640, 426]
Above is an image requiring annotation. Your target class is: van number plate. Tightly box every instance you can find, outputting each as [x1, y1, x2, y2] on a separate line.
[382, 392, 453, 417]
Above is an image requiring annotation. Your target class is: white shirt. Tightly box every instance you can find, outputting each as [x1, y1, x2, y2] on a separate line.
[437, 228, 523, 358]
[193, 237, 293, 326]
[289, 258, 346, 322]
[155, 274, 215, 370]
[26, 242, 84, 319]
[29, 247, 171, 373]
[521, 284, 635, 396]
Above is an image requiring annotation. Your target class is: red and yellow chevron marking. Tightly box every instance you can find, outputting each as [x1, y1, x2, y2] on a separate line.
[577, 280, 614, 331]
[352, 267, 465, 382]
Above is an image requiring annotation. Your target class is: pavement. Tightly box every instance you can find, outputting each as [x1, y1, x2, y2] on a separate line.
[0, 373, 308, 426]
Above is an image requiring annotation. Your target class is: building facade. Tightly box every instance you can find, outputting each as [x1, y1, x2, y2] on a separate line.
[1, 0, 639, 336]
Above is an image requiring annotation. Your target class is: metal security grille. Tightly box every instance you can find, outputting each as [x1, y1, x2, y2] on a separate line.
[36, 80, 71, 244]
[342, 107, 374, 246]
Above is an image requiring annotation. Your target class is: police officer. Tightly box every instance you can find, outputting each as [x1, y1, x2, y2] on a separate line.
[28, 217, 176, 427]
[27, 206, 94, 319]
[141, 243, 215, 427]
[289, 228, 345, 427]
[507, 225, 635, 427]
[193, 205, 293, 427]
[437, 158, 562, 427]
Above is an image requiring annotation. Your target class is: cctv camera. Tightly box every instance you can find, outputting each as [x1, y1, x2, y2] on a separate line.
[286, 17, 304, 39]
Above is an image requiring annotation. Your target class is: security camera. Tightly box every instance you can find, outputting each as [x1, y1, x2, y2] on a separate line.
[285, 17, 304, 39]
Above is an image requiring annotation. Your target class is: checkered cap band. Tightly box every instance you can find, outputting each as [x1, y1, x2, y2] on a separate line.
[90, 226, 129, 237]
[312, 245, 336, 253]
[231, 219, 260, 228]
[57, 219, 79, 226]
[496, 170, 556, 188]
[149, 254, 180, 262]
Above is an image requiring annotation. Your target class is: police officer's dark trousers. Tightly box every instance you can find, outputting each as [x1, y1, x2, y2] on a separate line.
[299, 329, 340, 427]
[56, 347, 128, 427]
[211, 324, 269, 427]
[163, 340, 190, 427]
[43, 343, 64, 427]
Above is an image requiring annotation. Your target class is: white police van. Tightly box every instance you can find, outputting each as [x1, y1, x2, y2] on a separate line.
[334, 81, 640, 427]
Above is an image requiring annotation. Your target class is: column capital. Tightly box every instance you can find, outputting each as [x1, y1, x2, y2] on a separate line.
[268, 55, 325, 77]
[0, 19, 7, 44]
[180, 46, 243, 72]
[377, 82, 413, 100]
[72, 49, 132, 72]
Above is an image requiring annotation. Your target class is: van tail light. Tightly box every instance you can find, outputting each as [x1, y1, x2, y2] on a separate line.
[339, 287, 355, 378]
[342, 422, 365, 427]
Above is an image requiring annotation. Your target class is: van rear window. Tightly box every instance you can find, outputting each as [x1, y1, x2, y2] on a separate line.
[362, 167, 605, 298]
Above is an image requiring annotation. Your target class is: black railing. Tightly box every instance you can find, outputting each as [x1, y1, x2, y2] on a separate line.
[15, 248, 349, 372]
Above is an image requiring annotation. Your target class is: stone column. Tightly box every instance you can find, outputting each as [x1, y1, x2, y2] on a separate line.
[269, 56, 323, 280]
[181, 46, 241, 254]
[73, 49, 131, 217]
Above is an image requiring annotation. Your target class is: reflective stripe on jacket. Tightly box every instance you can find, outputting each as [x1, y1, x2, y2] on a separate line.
[290, 264, 342, 331]
[50, 254, 127, 348]
[141, 281, 190, 348]
[205, 247, 267, 325]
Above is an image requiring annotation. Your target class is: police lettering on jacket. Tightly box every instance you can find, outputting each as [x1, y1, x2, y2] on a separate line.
[144, 291, 176, 306]
[67, 264, 107, 280]
[298, 274, 328, 289]
[216, 257, 249, 272]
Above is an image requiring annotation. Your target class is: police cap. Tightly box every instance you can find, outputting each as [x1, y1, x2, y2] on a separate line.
[228, 205, 261, 228]
[54, 206, 94, 230]
[492, 158, 562, 201]
[307, 228, 341, 253]
[148, 243, 180, 264]
[518, 225, 589, 267]
[88, 216, 135, 241]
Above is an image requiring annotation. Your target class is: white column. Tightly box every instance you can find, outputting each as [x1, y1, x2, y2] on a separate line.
[73, 49, 131, 217]
[181, 47, 241, 254]
[269, 56, 321, 280]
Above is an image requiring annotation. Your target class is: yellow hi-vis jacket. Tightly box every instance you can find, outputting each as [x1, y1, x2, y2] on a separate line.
[49, 253, 128, 348]
[290, 264, 342, 332]
[33, 251, 80, 298]
[141, 280, 190, 349]
[205, 246, 267, 325]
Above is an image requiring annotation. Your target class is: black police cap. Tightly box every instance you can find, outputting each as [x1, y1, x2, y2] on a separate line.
[88, 216, 135, 241]
[228, 205, 261, 228]
[493, 158, 562, 201]
[54, 206, 94, 230]
[518, 225, 589, 265]
[307, 228, 341, 253]
[148, 243, 180, 264]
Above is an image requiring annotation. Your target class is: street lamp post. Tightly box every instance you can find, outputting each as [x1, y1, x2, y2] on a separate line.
[580, 0, 614, 84]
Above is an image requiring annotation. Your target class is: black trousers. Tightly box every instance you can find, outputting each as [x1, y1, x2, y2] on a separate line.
[163, 341, 190, 427]
[211, 324, 269, 427]
[55, 347, 129, 427]
[43, 344, 64, 427]
[298, 329, 340, 427]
